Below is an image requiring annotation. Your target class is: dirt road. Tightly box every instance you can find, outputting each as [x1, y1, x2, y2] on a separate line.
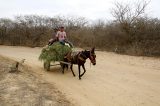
[0, 45, 160, 106]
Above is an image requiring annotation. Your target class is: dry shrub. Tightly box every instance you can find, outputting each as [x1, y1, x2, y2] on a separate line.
[0, 14, 160, 56]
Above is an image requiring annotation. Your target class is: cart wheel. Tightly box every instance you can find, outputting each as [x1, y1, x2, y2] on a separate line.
[44, 61, 50, 71]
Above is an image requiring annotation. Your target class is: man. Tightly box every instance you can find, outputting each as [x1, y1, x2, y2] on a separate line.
[56, 26, 66, 42]
[48, 27, 59, 45]
[56, 26, 73, 47]
[48, 26, 73, 47]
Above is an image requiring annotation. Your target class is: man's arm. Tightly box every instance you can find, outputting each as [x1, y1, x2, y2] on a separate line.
[55, 31, 60, 40]
[56, 31, 59, 37]
[64, 32, 67, 40]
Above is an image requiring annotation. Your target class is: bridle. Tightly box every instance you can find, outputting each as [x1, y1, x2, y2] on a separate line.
[78, 50, 96, 65]
[89, 51, 96, 65]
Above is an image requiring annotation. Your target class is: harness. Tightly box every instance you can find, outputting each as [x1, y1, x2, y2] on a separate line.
[78, 52, 88, 62]
[65, 50, 95, 64]
[78, 55, 86, 62]
[64, 52, 85, 63]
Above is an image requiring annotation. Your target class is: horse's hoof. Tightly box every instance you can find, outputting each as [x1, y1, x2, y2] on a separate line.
[79, 77, 81, 80]
[73, 75, 76, 77]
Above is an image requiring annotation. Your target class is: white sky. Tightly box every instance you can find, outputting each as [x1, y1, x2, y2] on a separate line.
[0, 0, 160, 20]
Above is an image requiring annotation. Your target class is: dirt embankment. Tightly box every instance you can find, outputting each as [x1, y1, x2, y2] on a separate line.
[0, 56, 73, 106]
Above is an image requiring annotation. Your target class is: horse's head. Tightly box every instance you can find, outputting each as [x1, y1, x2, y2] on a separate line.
[89, 47, 96, 65]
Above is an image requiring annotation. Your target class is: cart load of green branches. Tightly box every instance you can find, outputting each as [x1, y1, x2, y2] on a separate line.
[39, 42, 72, 63]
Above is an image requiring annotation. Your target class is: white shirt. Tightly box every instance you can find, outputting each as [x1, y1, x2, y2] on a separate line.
[56, 31, 66, 41]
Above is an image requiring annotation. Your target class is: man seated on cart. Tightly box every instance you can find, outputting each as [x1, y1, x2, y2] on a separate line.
[48, 27, 59, 45]
[48, 26, 73, 48]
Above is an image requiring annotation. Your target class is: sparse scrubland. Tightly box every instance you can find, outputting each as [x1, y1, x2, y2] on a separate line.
[0, 1, 160, 56]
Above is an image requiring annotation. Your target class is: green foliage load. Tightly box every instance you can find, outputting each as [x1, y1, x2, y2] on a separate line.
[39, 42, 72, 63]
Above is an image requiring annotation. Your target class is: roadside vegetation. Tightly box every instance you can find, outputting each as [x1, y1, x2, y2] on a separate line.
[0, 0, 160, 56]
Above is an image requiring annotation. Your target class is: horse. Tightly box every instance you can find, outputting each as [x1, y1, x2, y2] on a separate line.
[61, 47, 96, 80]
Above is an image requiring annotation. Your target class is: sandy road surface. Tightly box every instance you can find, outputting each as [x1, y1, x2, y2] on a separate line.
[0, 45, 160, 106]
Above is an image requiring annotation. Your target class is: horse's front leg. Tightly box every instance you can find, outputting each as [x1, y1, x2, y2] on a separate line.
[78, 65, 81, 80]
[80, 64, 86, 78]
[70, 64, 76, 77]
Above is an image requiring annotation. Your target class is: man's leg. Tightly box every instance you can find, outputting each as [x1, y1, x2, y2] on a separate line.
[65, 40, 73, 48]
[48, 39, 57, 46]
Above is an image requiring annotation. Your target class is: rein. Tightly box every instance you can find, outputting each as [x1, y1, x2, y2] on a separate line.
[70, 50, 95, 64]
[78, 52, 87, 62]
[89, 51, 94, 63]
[78, 51, 94, 63]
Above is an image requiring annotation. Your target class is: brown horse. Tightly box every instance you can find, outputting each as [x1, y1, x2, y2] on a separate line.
[62, 47, 96, 80]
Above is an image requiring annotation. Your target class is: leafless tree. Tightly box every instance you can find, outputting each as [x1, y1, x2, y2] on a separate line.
[111, 0, 150, 32]
[111, 0, 150, 23]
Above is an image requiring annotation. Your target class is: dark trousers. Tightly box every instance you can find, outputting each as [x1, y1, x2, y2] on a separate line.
[48, 39, 57, 46]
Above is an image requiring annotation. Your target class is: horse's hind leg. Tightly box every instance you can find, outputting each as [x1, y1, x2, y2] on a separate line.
[60, 63, 65, 74]
[62, 64, 65, 74]
[66, 64, 68, 70]
[78, 65, 81, 80]
[70, 64, 75, 77]
[80, 64, 86, 78]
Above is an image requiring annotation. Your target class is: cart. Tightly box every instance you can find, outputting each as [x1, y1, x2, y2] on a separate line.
[43, 60, 71, 71]
[39, 42, 72, 71]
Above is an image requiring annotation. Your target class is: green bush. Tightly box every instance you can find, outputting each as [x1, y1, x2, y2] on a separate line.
[39, 42, 72, 63]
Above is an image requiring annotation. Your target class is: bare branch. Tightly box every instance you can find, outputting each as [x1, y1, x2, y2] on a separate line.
[111, 0, 150, 25]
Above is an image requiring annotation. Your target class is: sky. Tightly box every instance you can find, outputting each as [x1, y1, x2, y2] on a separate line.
[0, 0, 160, 21]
